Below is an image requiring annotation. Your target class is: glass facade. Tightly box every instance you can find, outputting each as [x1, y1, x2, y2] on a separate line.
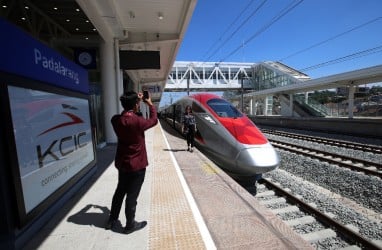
[252, 64, 302, 91]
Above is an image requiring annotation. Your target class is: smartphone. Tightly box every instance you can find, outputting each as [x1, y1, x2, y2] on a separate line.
[143, 90, 149, 100]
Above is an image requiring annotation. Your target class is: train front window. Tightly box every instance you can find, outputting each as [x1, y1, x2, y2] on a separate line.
[207, 99, 242, 118]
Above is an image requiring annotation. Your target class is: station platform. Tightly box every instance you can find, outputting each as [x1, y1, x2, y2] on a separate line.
[22, 120, 313, 250]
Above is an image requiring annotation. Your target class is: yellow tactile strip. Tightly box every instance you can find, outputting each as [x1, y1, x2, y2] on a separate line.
[148, 124, 206, 250]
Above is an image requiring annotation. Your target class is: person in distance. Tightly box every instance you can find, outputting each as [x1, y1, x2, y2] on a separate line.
[182, 105, 197, 152]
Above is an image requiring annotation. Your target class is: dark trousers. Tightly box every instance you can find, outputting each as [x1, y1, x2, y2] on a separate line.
[186, 126, 195, 147]
[109, 168, 146, 226]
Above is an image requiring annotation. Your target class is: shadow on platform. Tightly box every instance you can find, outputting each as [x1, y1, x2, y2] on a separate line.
[23, 145, 116, 249]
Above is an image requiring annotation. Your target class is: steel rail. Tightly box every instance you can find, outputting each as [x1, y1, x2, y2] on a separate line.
[258, 178, 382, 250]
[270, 140, 382, 178]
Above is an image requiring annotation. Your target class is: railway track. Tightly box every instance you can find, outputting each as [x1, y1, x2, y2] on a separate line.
[256, 177, 382, 250]
[268, 138, 382, 178]
[262, 129, 382, 154]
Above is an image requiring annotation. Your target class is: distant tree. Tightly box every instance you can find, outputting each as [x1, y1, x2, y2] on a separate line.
[331, 95, 346, 103]
[309, 90, 336, 104]
[370, 86, 382, 95]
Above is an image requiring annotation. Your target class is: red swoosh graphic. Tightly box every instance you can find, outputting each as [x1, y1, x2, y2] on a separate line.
[38, 112, 84, 136]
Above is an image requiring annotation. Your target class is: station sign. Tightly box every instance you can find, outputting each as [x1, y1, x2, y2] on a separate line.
[0, 18, 89, 94]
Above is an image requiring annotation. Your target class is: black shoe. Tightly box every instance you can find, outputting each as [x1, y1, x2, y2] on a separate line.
[105, 219, 117, 230]
[123, 220, 147, 234]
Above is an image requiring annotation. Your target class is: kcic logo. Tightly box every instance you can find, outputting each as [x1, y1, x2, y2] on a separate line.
[36, 104, 88, 168]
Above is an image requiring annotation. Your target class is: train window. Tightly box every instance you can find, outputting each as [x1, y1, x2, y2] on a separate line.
[207, 98, 243, 118]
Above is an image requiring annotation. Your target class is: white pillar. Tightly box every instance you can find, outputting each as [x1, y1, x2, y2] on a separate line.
[263, 97, 267, 116]
[140, 102, 150, 119]
[348, 85, 355, 118]
[114, 39, 124, 114]
[100, 38, 118, 143]
[249, 98, 253, 115]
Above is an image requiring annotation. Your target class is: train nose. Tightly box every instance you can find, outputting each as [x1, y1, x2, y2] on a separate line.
[236, 143, 280, 174]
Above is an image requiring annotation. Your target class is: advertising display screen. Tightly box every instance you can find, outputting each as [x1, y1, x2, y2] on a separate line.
[6, 84, 95, 215]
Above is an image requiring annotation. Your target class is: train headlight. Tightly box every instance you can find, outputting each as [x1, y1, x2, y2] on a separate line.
[236, 144, 280, 173]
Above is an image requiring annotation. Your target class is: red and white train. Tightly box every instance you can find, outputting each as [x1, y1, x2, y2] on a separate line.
[162, 93, 280, 181]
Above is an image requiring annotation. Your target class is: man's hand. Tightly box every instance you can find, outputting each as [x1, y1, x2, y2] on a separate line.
[138, 92, 153, 106]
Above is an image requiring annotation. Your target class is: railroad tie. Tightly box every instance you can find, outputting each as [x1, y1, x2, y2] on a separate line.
[301, 228, 337, 242]
[284, 216, 315, 226]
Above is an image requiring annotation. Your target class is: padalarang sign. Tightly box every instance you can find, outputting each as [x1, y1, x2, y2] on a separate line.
[0, 18, 88, 94]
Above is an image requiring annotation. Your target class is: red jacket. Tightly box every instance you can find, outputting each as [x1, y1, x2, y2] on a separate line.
[111, 105, 158, 172]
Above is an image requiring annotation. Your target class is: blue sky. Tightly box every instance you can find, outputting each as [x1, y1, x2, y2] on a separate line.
[176, 0, 382, 79]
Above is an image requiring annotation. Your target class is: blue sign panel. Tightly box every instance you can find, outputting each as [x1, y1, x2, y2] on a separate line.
[0, 18, 89, 94]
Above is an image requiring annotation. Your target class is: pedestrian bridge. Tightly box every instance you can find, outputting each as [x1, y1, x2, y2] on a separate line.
[165, 61, 310, 91]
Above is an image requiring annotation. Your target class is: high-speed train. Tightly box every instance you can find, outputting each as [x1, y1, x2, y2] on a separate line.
[162, 93, 280, 181]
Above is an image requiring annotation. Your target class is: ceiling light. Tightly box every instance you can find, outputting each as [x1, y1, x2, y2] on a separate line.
[158, 12, 163, 20]
[21, 17, 26, 21]
[2, 5, 7, 8]
[53, 7, 58, 10]
[66, 19, 70, 22]
[75, 28, 79, 31]
[76, 8, 80, 12]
